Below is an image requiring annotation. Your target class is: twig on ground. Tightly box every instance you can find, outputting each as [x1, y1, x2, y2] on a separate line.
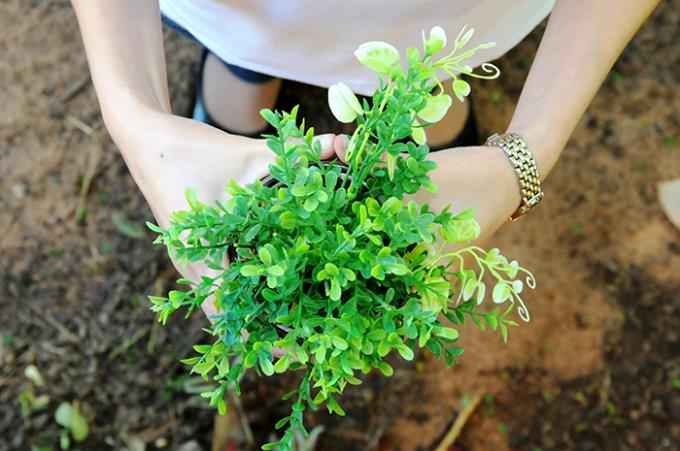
[27, 303, 79, 342]
[67, 115, 94, 136]
[435, 391, 484, 451]
[71, 124, 103, 223]
[58, 74, 91, 104]
[107, 326, 151, 361]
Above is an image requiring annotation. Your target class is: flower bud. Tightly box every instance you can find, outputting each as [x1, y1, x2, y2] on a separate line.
[354, 41, 400, 75]
[423, 26, 447, 55]
[418, 94, 452, 123]
[328, 82, 363, 123]
[452, 79, 471, 102]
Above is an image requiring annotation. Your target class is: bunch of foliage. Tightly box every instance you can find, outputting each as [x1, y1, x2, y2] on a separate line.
[148, 26, 534, 450]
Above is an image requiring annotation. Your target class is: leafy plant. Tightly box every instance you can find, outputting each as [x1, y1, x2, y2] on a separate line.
[148, 25, 535, 449]
[54, 401, 88, 449]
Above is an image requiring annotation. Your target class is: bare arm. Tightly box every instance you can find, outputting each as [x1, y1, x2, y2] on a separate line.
[71, 0, 170, 133]
[509, 0, 660, 177]
[418, 0, 660, 241]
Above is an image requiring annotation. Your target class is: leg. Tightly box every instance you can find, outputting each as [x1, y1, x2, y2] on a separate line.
[201, 53, 281, 134]
[425, 80, 471, 148]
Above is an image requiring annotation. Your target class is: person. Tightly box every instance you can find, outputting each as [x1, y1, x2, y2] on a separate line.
[71, 0, 659, 319]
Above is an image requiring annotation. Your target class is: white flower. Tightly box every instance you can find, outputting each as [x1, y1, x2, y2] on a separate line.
[423, 25, 447, 55]
[452, 79, 471, 102]
[418, 94, 452, 123]
[328, 82, 363, 123]
[411, 118, 427, 145]
[354, 41, 400, 75]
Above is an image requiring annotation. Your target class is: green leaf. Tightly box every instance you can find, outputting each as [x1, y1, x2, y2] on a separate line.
[112, 212, 145, 239]
[244, 224, 262, 242]
[386, 153, 397, 180]
[397, 346, 414, 361]
[54, 403, 72, 428]
[279, 211, 296, 229]
[145, 221, 164, 233]
[259, 356, 275, 376]
[244, 351, 258, 368]
[267, 265, 285, 277]
[331, 335, 348, 350]
[260, 109, 279, 127]
[366, 330, 386, 341]
[434, 327, 459, 340]
[239, 265, 262, 277]
[274, 356, 290, 373]
[500, 323, 509, 343]
[375, 361, 393, 376]
[258, 246, 273, 266]
[55, 402, 88, 442]
[275, 416, 290, 430]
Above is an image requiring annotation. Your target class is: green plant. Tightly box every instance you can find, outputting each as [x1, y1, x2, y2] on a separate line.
[148, 26, 535, 450]
[54, 401, 88, 449]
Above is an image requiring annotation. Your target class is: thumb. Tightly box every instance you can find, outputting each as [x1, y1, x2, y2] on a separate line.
[315, 133, 337, 160]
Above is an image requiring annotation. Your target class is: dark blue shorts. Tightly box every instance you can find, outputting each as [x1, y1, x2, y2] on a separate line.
[162, 15, 274, 84]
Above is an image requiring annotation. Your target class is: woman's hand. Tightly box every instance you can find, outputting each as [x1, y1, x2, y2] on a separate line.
[333, 136, 521, 243]
[414, 146, 520, 243]
[114, 111, 336, 317]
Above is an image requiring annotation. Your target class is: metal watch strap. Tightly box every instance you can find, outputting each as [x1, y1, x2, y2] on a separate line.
[485, 132, 544, 221]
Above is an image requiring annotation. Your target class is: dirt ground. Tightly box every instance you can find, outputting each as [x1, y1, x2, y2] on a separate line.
[1, 1, 679, 450]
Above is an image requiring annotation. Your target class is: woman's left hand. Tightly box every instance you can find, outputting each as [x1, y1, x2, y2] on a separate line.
[413, 145, 521, 243]
[333, 137, 521, 243]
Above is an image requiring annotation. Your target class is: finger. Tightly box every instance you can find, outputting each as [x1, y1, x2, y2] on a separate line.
[333, 134, 350, 163]
[334, 134, 392, 168]
[314, 133, 336, 160]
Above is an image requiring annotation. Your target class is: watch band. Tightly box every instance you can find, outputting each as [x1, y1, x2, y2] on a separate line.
[485, 132, 544, 221]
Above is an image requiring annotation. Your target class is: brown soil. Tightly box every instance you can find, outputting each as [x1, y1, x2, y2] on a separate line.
[1, 1, 678, 450]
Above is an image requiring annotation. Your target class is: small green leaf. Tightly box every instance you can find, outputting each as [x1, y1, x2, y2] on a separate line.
[244, 224, 262, 242]
[239, 265, 262, 277]
[267, 265, 285, 277]
[258, 247, 273, 266]
[303, 196, 319, 212]
[331, 335, 348, 350]
[112, 212, 145, 239]
[375, 361, 394, 376]
[259, 357, 275, 376]
[398, 346, 414, 361]
[434, 327, 459, 340]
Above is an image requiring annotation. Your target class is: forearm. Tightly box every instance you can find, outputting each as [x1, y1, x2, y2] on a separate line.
[71, 0, 170, 139]
[508, 0, 659, 177]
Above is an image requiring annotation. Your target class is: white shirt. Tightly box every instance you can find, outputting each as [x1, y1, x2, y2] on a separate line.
[160, 0, 555, 95]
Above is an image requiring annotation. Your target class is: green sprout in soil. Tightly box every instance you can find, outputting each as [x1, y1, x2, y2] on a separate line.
[148, 25, 535, 450]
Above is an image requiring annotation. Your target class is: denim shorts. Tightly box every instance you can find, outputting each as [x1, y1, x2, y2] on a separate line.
[162, 15, 274, 84]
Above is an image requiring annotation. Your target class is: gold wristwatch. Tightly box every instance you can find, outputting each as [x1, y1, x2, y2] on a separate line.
[484, 132, 544, 221]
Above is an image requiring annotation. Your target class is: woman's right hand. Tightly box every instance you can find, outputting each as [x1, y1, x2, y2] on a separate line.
[111, 110, 336, 317]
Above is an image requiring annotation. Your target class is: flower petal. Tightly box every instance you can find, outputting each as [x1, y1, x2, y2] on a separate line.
[411, 118, 427, 145]
[354, 41, 400, 75]
[418, 94, 452, 123]
[328, 83, 358, 123]
[424, 25, 447, 54]
[337, 82, 363, 116]
[452, 79, 471, 102]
